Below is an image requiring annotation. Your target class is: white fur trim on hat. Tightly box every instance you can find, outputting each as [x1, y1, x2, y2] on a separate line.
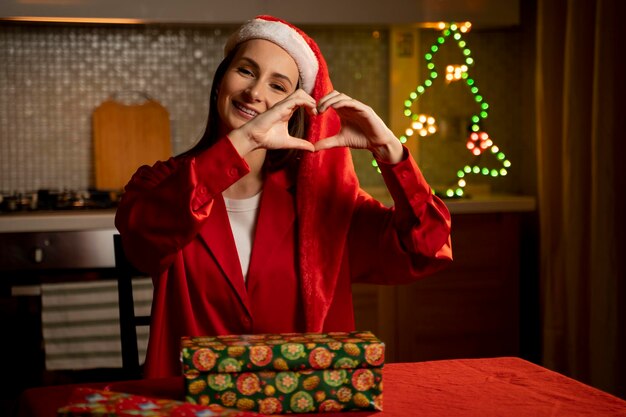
[224, 18, 319, 94]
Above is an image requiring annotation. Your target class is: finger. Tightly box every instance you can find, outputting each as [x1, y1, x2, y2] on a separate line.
[314, 135, 343, 151]
[277, 93, 317, 112]
[286, 138, 315, 152]
[317, 91, 344, 112]
[316, 90, 345, 112]
[318, 95, 364, 115]
[292, 88, 316, 101]
[269, 94, 318, 120]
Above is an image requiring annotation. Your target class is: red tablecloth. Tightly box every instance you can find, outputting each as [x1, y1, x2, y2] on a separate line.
[17, 357, 626, 416]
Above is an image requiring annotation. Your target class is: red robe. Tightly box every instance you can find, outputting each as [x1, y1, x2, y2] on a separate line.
[115, 135, 452, 378]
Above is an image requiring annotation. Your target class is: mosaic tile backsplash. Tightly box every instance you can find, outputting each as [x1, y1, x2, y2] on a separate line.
[0, 22, 525, 195]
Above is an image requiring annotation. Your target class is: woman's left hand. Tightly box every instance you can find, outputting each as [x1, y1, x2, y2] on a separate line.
[314, 91, 403, 164]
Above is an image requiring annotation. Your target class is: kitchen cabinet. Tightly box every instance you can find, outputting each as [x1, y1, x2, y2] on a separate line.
[353, 204, 538, 363]
[0, 0, 520, 27]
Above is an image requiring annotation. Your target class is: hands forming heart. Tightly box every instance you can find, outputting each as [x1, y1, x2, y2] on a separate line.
[232, 89, 404, 164]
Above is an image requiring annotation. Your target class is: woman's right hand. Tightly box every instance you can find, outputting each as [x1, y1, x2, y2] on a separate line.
[228, 89, 317, 156]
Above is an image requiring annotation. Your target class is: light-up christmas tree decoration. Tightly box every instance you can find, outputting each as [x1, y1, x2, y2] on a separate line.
[376, 21, 512, 198]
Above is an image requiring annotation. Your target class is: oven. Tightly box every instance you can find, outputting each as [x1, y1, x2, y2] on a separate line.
[0, 205, 119, 412]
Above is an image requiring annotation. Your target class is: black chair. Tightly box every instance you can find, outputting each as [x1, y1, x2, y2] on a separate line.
[113, 234, 151, 379]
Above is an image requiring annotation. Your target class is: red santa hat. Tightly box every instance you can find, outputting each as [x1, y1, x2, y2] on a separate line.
[226, 16, 360, 332]
[224, 16, 319, 95]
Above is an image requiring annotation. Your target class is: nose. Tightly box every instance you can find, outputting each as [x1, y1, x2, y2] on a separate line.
[244, 82, 262, 101]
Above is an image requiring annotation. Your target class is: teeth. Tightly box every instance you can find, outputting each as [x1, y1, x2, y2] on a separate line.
[234, 102, 258, 117]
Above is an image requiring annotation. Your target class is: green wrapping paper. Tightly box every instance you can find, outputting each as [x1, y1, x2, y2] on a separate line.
[181, 331, 384, 414]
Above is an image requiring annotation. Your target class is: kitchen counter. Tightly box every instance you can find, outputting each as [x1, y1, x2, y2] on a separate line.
[368, 189, 536, 214]
[444, 194, 536, 214]
[0, 195, 535, 233]
[0, 209, 117, 233]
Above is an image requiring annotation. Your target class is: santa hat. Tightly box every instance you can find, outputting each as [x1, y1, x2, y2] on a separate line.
[224, 16, 319, 94]
[226, 16, 360, 332]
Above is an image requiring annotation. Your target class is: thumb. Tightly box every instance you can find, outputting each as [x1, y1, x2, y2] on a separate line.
[314, 135, 343, 151]
[286, 136, 315, 152]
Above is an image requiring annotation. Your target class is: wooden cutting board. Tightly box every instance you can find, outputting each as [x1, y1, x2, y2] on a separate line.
[93, 98, 172, 191]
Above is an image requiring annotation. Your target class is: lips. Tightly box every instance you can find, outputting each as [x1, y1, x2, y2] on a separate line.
[233, 101, 259, 118]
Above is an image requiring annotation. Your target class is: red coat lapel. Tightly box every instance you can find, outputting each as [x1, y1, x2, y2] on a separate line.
[246, 170, 295, 296]
[197, 195, 251, 316]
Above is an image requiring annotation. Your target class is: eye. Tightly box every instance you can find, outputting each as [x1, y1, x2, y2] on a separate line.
[270, 83, 287, 93]
[236, 67, 254, 77]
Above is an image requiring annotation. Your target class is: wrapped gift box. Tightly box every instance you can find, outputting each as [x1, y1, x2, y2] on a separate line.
[57, 387, 259, 416]
[181, 331, 384, 414]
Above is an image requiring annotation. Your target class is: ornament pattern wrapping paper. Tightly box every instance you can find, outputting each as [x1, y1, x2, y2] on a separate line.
[57, 387, 259, 416]
[181, 331, 384, 414]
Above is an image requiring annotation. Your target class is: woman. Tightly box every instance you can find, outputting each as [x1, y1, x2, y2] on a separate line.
[115, 15, 452, 378]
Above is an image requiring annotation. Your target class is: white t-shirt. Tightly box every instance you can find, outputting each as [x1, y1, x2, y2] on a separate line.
[223, 192, 262, 281]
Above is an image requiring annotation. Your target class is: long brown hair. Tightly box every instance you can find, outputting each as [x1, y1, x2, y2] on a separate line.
[182, 44, 308, 172]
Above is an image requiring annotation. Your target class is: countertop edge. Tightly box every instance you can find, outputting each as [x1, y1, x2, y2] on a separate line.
[0, 195, 537, 233]
[0, 210, 117, 233]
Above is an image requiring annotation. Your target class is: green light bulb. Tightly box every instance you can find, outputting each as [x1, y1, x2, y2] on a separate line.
[404, 100, 412, 107]
[437, 37, 445, 44]
[472, 115, 479, 123]
[410, 92, 417, 99]
[466, 57, 474, 65]
[431, 45, 439, 53]
[430, 71, 438, 79]
[481, 103, 489, 109]
[404, 109, 411, 116]
[475, 95, 483, 102]
[471, 86, 478, 94]
[425, 80, 432, 87]
[482, 167, 489, 175]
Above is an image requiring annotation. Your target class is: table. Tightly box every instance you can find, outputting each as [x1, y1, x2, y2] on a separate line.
[17, 357, 626, 416]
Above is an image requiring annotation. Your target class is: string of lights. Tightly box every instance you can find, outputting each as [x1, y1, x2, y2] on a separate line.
[374, 22, 511, 198]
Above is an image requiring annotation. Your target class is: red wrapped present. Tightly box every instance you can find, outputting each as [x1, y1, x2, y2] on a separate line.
[57, 387, 259, 416]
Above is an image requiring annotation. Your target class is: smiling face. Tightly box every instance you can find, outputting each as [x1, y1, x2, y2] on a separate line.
[216, 39, 300, 134]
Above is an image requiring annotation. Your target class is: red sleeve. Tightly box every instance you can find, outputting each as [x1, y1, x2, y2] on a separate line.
[114, 136, 249, 275]
[348, 147, 452, 284]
